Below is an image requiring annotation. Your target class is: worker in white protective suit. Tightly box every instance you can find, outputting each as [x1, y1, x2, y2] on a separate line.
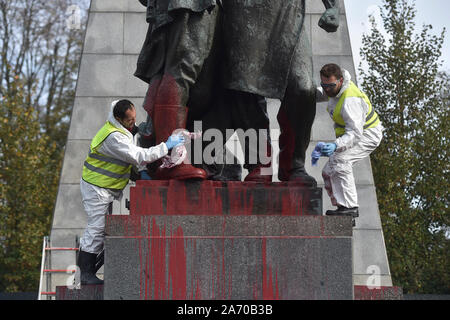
[315, 63, 384, 217]
[78, 99, 185, 285]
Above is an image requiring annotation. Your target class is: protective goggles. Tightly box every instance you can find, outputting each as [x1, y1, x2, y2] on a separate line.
[320, 81, 339, 89]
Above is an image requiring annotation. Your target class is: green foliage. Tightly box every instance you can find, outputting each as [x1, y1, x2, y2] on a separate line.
[0, 76, 61, 292]
[0, 0, 88, 150]
[359, 0, 449, 294]
[0, 0, 89, 292]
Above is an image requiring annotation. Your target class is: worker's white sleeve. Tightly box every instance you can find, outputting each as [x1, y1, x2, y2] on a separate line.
[334, 97, 366, 152]
[98, 132, 168, 167]
[316, 87, 329, 103]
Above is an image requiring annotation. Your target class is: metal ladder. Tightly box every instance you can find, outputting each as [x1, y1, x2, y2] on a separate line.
[38, 236, 79, 300]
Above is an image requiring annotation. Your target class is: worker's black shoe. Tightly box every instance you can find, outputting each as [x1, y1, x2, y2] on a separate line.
[326, 206, 359, 218]
[78, 250, 104, 285]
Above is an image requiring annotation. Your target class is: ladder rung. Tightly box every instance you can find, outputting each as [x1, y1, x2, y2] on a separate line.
[45, 247, 79, 251]
[43, 269, 76, 273]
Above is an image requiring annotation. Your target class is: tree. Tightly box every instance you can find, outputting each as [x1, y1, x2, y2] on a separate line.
[359, 0, 449, 294]
[0, 76, 60, 292]
[0, 0, 88, 292]
[0, 0, 88, 148]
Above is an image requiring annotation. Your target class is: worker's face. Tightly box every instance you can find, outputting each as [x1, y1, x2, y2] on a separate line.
[117, 106, 136, 130]
[320, 75, 343, 97]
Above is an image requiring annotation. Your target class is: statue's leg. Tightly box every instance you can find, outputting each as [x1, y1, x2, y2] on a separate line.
[228, 90, 272, 182]
[184, 6, 243, 181]
[277, 26, 317, 186]
[190, 90, 243, 181]
[140, 74, 162, 151]
[201, 90, 272, 182]
[146, 9, 219, 180]
[187, 90, 271, 182]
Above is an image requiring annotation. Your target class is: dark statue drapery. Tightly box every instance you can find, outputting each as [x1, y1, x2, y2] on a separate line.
[135, 0, 340, 182]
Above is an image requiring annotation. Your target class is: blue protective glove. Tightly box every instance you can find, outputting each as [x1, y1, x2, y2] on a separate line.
[311, 142, 326, 166]
[139, 170, 151, 180]
[165, 133, 185, 150]
[321, 143, 337, 157]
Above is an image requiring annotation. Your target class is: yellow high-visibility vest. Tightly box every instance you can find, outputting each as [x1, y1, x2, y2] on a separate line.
[328, 81, 380, 137]
[82, 121, 132, 190]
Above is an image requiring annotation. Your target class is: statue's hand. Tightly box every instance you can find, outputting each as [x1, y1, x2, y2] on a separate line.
[319, 8, 340, 32]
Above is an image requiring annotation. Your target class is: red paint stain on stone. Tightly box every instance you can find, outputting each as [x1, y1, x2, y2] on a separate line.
[139, 219, 201, 300]
[261, 239, 280, 300]
[168, 226, 187, 299]
[131, 180, 318, 216]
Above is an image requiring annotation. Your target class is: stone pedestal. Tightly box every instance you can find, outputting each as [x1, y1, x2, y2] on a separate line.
[129, 180, 322, 216]
[103, 181, 353, 300]
[104, 215, 353, 300]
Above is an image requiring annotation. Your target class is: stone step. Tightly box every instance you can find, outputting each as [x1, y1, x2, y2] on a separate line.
[129, 180, 322, 216]
[354, 285, 403, 300]
[103, 215, 353, 300]
[55, 284, 103, 300]
[55, 284, 405, 300]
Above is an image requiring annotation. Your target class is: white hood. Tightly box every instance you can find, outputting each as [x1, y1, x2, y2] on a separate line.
[336, 69, 352, 98]
[107, 100, 133, 139]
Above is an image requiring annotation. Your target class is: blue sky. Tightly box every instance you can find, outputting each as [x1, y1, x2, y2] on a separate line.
[344, 0, 450, 73]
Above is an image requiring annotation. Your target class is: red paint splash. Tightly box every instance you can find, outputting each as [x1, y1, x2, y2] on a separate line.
[261, 238, 280, 300]
[168, 226, 187, 299]
[141, 218, 190, 300]
[135, 217, 238, 300]
[109, 216, 291, 300]
[131, 180, 317, 216]
[143, 74, 181, 118]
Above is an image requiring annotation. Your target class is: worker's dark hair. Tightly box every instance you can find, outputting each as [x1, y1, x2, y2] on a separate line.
[320, 63, 343, 79]
[113, 99, 134, 120]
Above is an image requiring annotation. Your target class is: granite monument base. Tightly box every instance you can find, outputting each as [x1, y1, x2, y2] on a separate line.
[103, 215, 353, 300]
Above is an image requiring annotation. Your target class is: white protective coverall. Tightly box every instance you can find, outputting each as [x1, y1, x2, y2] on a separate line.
[317, 69, 384, 209]
[79, 101, 168, 254]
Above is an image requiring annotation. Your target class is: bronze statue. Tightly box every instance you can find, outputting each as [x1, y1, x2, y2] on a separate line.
[135, 0, 340, 184]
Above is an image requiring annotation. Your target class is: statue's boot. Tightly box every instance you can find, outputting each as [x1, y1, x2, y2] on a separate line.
[244, 133, 273, 183]
[207, 162, 242, 181]
[244, 164, 272, 182]
[278, 134, 316, 187]
[153, 105, 207, 180]
[277, 99, 317, 187]
[288, 167, 317, 187]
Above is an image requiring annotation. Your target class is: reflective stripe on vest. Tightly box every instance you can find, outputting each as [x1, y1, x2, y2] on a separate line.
[328, 81, 380, 137]
[82, 121, 132, 190]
